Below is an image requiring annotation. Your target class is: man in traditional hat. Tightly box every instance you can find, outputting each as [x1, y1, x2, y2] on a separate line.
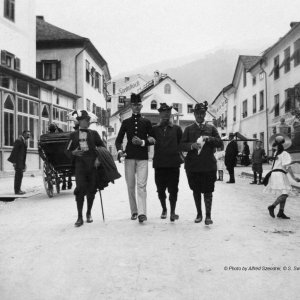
[115, 93, 155, 223]
[152, 103, 183, 222]
[180, 101, 223, 224]
[66, 110, 105, 227]
[225, 133, 239, 183]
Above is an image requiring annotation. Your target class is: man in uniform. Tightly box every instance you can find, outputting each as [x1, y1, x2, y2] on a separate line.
[225, 133, 239, 183]
[180, 102, 223, 225]
[8, 130, 31, 195]
[152, 103, 183, 222]
[115, 93, 154, 223]
[66, 110, 105, 227]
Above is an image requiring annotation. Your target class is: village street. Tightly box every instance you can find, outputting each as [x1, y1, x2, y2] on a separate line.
[0, 164, 300, 300]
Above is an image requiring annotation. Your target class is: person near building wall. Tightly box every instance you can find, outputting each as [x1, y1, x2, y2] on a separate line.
[151, 103, 183, 222]
[66, 110, 105, 227]
[7, 130, 31, 195]
[250, 140, 266, 185]
[115, 93, 155, 223]
[225, 133, 238, 183]
[180, 101, 223, 225]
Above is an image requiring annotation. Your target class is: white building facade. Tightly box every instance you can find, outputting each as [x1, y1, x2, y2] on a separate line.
[36, 16, 111, 141]
[212, 22, 300, 157]
[0, 2, 78, 174]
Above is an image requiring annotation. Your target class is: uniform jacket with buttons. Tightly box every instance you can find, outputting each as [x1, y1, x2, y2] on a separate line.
[152, 122, 183, 168]
[180, 122, 223, 172]
[115, 114, 154, 160]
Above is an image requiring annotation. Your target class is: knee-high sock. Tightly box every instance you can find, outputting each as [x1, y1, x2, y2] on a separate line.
[272, 194, 288, 207]
[169, 194, 177, 214]
[204, 192, 213, 218]
[87, 197, 95, 215]
[76, 198, 84, 217]
[193, 191, 202, 215]
[159, 197, 167, 211]
[279, 197, 288, 210]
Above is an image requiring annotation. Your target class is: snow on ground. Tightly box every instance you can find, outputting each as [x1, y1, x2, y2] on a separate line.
[0, 164, 300, 300]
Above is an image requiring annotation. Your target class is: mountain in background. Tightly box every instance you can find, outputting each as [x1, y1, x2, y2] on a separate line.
[113, 47, 264, 104]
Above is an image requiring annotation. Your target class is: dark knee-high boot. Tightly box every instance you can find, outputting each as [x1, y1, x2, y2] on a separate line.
[204, 193, 213, 225]
[193, 191, 202, 223]
[169, 194, 179, 222]
[75, 197, 84, 227]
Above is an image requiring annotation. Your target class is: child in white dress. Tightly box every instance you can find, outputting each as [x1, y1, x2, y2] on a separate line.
[215, 148, 225, 181]
[265, 135, 300, 219]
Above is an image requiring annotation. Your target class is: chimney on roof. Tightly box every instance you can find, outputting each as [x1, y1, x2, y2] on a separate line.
[36, 16, 44, 21]
[290, 22, 299, 28]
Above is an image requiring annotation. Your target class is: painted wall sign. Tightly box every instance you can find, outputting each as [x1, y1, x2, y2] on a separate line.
[119, 80, 140, 94]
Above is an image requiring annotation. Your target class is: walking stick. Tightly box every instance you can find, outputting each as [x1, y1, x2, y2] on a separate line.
[98, 190, 105, 222]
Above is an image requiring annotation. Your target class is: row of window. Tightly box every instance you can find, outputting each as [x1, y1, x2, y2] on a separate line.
[240, 91, 265, 119]
[271, 86, 300, 117]
[86, 60, 104, 93]
[86, 98, 110, 126]
[271, 39, 300, 80]
[3, 95, 69, 148]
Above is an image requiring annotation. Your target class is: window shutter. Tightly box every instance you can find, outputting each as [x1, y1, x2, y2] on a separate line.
[178, 103, 182, 113]
[14, 57, 20, 71]
[56, 61, 61, 79]
[1, 50, 7, 65]
[36, 62, 43, 79]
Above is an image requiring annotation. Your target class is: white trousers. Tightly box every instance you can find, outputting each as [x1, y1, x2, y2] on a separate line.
[124, 159, 148, 216]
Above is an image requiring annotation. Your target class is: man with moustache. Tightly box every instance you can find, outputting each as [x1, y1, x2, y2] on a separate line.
[180, 101, 223, 225]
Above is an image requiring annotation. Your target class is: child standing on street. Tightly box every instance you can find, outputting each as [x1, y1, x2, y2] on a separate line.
[264, 135, 300, 219]
[215, 147, 225, 181]
[250, 140, 266, 185]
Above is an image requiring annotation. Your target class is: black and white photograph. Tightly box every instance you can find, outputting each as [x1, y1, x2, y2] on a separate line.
[1, 0, 300, 299]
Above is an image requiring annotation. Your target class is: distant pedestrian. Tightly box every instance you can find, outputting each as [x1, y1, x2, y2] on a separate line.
[180, 101, 223, 224]
[66, 110, 105, 227]
[250, 140, 266, 185]
[265, 134, 300, 219]
[7, 130, 31, 195]
[225, 133, 238, 183]
[215, 147, 225, 181]
[241, 141, 250, 166]
[115, 93, 155, 223]
[152, 103, 183, 222]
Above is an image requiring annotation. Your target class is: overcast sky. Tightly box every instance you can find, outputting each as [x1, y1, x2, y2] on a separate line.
[36, 0, 300, 76]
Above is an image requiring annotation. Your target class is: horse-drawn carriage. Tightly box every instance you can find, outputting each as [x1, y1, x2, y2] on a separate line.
[38, 132, 74, 198]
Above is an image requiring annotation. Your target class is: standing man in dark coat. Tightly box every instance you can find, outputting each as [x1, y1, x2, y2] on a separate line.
[115, 93, 154, 223]
[152, 103, 183, 222]
[180, 102, 223, 225]
[8, 130, 31, 195]
[66, 110, 105, 227]
[225, 133, 239, 183]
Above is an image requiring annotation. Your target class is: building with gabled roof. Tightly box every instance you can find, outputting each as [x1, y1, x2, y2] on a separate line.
[107, 72, 215, 158]
[36, 16, 111, 140]
[212, 22, 300, 157]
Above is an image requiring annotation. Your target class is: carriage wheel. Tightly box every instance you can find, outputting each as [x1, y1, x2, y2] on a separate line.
[43, 163, 54, 198]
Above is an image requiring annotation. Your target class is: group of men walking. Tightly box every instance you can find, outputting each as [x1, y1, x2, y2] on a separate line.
[115, 94, 223, 225]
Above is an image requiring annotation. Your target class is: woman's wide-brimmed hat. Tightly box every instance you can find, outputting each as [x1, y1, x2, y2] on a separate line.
[269, 133, 292, 150]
